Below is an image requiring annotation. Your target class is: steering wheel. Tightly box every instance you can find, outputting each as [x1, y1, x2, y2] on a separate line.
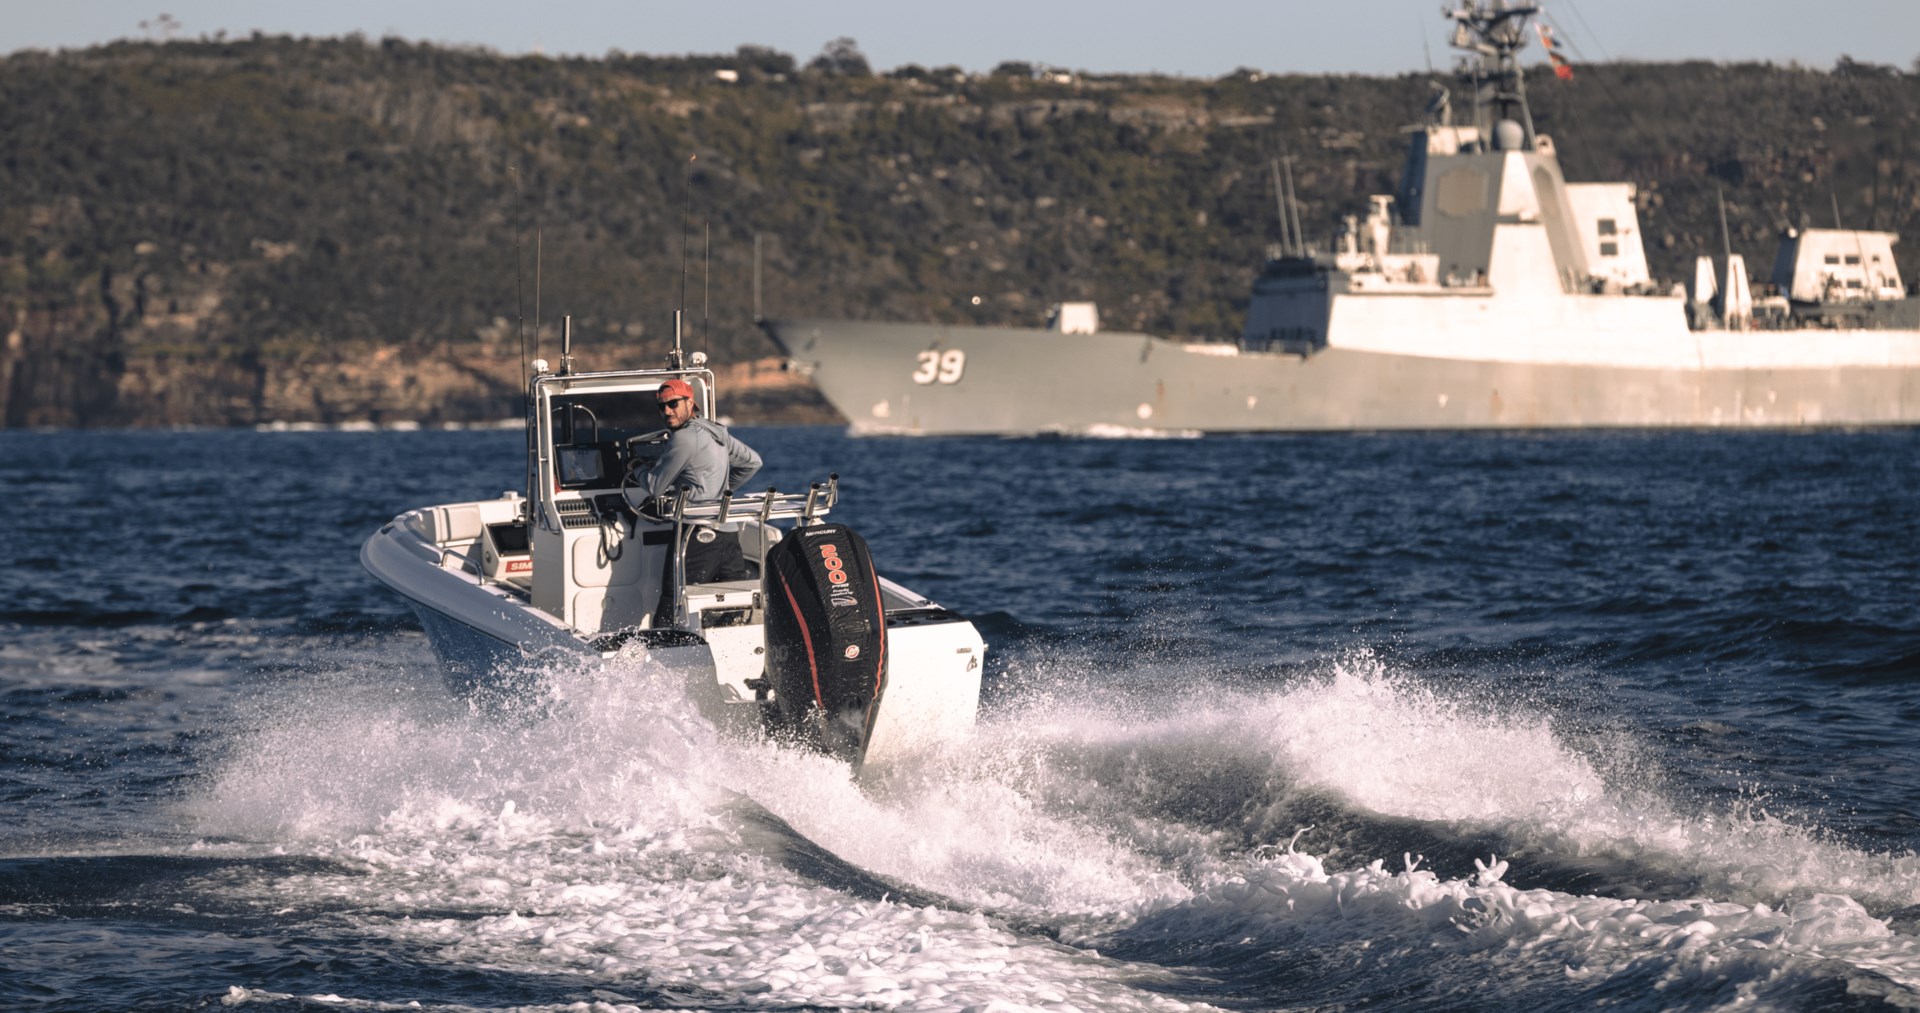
[622, 429, 670, 474]
[620, 429, 673, 516]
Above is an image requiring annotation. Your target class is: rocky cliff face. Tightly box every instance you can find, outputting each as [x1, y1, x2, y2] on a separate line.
[0, 252, 836, 429]
[111, 344, 523, 428]
[3, 298, 126, 428]
[112, 349, 839, 428]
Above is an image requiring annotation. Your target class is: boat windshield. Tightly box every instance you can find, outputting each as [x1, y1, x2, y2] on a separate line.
[550, 390, 672, 491]
[552, 391, 668, 442]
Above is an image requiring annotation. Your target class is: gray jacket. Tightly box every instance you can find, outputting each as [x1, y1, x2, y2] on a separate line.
[638, 417, 761, 503]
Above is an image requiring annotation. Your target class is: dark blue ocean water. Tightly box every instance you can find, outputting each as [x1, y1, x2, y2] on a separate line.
[3, 426, 1918, 1011]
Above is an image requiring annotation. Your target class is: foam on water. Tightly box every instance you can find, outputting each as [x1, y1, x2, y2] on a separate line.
[949, 650, 1920, 1003]
[1257, 653, 1920, 915]
[178, 643, 1920, 1008]
[182, 652, 1216, 1010]
[1132, 849, 1919, 1007]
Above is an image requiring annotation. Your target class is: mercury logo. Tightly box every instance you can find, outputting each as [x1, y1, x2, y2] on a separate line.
[820, 543, 859, 608]
[844, 645, 861, 659]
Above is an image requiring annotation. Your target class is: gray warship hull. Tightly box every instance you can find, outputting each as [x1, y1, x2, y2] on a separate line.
[765, 318, 1920, 435]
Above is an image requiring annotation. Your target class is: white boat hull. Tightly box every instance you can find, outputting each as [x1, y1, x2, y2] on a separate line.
[362, 498, 985, 769]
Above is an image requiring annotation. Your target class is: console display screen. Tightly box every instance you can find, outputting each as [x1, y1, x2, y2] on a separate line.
[558, 447, 604, 484]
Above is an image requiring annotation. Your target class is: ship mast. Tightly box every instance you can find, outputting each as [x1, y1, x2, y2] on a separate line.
[1445, 0, 1541, 149]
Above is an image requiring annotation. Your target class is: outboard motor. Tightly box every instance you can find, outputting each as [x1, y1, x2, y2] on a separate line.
[762, 523, 888, 764]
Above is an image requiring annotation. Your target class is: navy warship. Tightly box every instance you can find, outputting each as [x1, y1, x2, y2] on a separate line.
[764, 2, 1920, 435]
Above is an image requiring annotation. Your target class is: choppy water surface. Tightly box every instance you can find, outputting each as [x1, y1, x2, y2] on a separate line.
[3, 426, 1917, 1011]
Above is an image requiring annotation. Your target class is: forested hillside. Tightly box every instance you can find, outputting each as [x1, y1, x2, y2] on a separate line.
[3, 35, 1917, 427]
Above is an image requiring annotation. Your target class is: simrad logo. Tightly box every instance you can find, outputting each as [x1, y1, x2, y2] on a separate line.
[819, 542, 859, 608]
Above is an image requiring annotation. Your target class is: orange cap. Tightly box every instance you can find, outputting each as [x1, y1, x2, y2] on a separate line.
[656, 378, 695, 402]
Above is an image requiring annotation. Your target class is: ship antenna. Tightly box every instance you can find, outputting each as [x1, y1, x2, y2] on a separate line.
[1269, 157, 1291, 257]
[1717, 186, 1733, 262]
[1421, 31, 1452, 129]
[1827, 187, 1873, 298]
[1282, 153, 1305, 257]
[1445, 1, 1542, 148]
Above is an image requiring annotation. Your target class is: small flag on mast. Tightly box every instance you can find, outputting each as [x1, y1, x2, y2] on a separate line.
[1536, 23, 1575, 80]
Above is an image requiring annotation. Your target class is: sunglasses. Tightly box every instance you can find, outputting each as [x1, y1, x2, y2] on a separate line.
[658, 397, 689, 410]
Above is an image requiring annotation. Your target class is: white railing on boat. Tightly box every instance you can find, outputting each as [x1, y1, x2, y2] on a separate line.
[643, 474, 840, 530]
[643, 476, 840, 630]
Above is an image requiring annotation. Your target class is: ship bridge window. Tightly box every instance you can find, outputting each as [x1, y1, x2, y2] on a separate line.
[1599, 241, 1619, 257]
[1845, 255, 1861, 265]
[1825, 254, 1841, 265]
[1597, 218, 1617, 236]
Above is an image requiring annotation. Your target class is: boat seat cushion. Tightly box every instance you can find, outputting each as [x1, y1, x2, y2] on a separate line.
[421, 504, 484, 545]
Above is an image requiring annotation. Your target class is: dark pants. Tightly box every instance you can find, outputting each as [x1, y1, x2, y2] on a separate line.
[655, 528, 750, 627]
[685, 527, 751, 583]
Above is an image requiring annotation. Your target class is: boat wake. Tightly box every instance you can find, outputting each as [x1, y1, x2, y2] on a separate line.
[174, 642, 1920, 1010]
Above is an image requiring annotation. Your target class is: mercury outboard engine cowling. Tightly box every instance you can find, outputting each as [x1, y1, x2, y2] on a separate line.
[762, 523, 888, 764]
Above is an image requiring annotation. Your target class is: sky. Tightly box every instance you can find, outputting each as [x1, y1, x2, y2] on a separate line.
[7, 1, 1919, 78]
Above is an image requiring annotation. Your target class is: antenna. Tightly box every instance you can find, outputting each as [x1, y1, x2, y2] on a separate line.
[1420, 25, 1453, 128]
[534, 226, 543, 361]
[1269, 157, 1292, 255]
[511, 166, 527, 387]
[561, 315, 575, 375]
[511, 165, 534, 519]
[753, 233, 763, 322]
[672, 153, 694, 369]
[703, 219, 710, 358]
[1282, 154, 1305, 256]
[1444, 1, 1542, 147]
[1717, 185, 1732, 262]
[1268, 157, 1283, 249]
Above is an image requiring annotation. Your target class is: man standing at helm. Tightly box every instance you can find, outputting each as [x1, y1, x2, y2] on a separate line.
[637, 378, 763, 618]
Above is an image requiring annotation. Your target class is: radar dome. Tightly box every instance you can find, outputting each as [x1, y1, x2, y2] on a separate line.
[1494, 119, 1525, 150]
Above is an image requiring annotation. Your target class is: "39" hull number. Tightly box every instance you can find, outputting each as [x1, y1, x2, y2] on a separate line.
[911, 348, 966, 385]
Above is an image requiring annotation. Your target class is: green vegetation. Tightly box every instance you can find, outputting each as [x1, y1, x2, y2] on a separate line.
[3, 35, 1917, 426]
